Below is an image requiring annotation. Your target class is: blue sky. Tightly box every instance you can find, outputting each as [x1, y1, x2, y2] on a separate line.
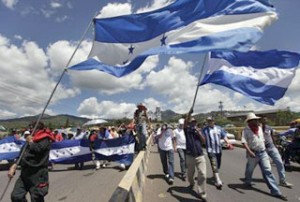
[0, 0, 300, 119]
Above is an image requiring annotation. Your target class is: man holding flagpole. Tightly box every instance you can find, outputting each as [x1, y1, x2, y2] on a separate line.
[8, 122, 55, 202]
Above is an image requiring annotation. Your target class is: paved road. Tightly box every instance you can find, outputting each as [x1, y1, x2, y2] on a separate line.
[0, 161, 126, 202]
[144, 145, 300, 202]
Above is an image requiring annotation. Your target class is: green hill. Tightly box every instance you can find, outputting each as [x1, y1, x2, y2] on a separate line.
[0, 114, 90, 130]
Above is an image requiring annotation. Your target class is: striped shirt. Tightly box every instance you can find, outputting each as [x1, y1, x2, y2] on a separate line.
[202, 125, 226, 154]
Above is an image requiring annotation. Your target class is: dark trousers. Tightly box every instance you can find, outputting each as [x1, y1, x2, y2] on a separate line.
[11, 168, 49, 202]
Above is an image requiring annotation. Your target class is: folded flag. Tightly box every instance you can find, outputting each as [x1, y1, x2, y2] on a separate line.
[200, 50, 300, 105]
[0, 135, 135, 165]
[69, 0, 277, 77]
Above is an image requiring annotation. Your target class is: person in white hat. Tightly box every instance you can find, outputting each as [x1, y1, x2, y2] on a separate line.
[241, 113, 287, 201]
[173, 118, 187, 180]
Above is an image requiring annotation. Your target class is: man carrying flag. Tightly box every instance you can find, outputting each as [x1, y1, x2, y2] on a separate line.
[8, 122, 55, 202]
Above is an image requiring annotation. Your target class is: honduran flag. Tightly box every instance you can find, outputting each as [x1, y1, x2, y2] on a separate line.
[0, 135, 135, 166]
[50, 135, 135, 165]
[200, 50, 300, 105]
[0, 136, 24, 161]
[69, 0, 277, 77]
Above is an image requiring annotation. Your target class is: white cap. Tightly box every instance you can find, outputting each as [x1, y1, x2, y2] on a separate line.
[178, 118, 185, 125]
[24, 131, 30, 135]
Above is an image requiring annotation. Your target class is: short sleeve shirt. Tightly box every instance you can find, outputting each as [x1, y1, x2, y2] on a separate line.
[241, 126, 265, 152]
[158, 128, 175, 151]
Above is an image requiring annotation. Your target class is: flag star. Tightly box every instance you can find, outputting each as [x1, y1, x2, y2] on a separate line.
[128, 44, 135, 54]
[160, 34, 167, 46]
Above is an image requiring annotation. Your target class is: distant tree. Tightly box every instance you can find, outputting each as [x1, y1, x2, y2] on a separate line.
[275, 110, 296, 126]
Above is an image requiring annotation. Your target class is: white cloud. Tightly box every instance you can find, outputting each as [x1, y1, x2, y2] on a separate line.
[50, 2, 62, 9]
[41, 8, 55, 18]
[69, 55, 159, 95]
[13, 35, 22, 40]
[0, 35, 79, 118]
[96, 3, 132, 18]
[55, 15, 68, 23]
[2, 0, 18, 9]
[136, 0, 175, 13]
[77, 98, 137, 119]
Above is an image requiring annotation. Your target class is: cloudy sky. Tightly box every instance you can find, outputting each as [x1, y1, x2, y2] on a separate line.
[1, 0, 300, 120]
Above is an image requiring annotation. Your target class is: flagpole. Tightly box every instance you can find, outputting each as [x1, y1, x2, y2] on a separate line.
[2, 12, 97, 202]
[190, 53, 209, 113]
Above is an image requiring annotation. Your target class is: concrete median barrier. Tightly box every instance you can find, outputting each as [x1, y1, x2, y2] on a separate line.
[109, 135, 152, 202]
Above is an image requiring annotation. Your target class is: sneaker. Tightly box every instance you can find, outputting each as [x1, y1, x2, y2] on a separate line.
[168, 178, 174, 185]
[273, 194, 288, 201]
[279, 180, 293, 188]
[165, 174, 169, 179]
[102, 164, 106, 168]
[199, 192, 207, 202]
[215, 182, 222, 190]
[119, 163, 126, 170]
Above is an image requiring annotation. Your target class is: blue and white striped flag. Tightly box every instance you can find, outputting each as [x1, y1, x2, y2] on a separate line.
[0, 136, 24, 161]
[0, 135, 135, 165]
[200, 50, 300, 105]
[50, 135, 135, 165]
[69, 0, 277, 77]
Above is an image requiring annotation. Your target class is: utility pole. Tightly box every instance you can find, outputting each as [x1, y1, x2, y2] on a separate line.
[219, 101, 223, 117]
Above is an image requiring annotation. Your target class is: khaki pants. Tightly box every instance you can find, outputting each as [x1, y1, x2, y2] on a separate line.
[186, 154, 206, 195]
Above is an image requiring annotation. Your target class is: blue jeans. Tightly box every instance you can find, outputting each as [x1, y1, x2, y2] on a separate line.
[177, 148, 186, 174]
[245, 150, 281, 195]
[136, 123, 147, 150]
[266, 146, 286, 182]
[159, 149, 175, 179]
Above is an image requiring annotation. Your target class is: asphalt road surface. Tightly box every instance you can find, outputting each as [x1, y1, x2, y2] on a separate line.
[144, 145, 300, 202]
[0, 161, 126, 202]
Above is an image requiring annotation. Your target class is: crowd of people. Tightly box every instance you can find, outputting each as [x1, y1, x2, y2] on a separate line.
[151, 112, 296, 201]
[4, 101, 300, 202]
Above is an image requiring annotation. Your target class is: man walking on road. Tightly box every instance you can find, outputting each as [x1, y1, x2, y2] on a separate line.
[157, 123, 176, 185]
[173, 118, 187, 181]
[8, 122, 55, 202]
[202, 116, 228, 189]
[260, 116, 293, 188]
[242, 113, 288, 201]
[184, 113, 207, 201]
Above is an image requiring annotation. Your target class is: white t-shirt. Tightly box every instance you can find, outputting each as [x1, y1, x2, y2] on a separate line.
[158, 128, 175, 151]
[173, 128, 186, 150]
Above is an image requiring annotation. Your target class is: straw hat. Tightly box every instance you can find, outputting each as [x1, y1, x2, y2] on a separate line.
[245, 112, 261, 122]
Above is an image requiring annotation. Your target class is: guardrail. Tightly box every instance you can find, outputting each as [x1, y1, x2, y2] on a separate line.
[109, 135, 152, 202]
